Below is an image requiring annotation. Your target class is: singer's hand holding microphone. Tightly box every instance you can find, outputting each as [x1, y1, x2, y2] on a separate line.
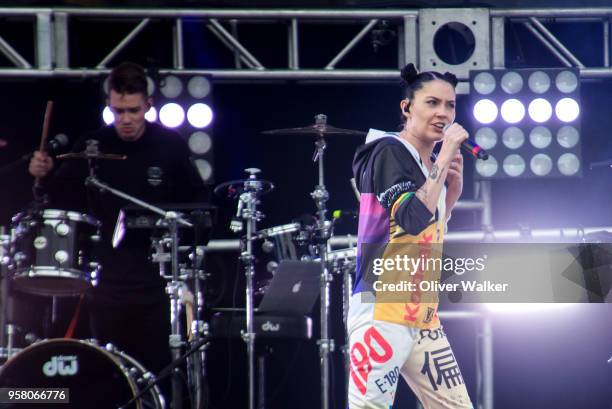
[439, 123, 469, 161]
[440, 123, 489, 161]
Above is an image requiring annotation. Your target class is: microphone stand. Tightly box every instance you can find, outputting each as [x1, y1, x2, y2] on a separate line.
[118, 334, 210, 409]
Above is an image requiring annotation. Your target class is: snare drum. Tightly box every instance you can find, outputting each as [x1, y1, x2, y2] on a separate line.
[10, 209, 101, 297]
[0, 338, 165, 408]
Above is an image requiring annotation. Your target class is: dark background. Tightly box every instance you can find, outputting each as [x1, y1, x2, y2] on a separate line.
[0, 6, 610, 409]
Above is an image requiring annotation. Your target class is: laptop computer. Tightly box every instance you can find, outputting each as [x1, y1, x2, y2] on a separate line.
[257, 260, 321, 315]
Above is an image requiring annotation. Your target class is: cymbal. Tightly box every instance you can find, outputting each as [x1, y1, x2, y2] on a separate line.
[57, 152, 127, 161]
[262, 123, 366, 137]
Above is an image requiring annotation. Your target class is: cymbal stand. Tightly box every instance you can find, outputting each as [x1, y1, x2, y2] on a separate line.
[231, 168, 267, 409]
[155, 223, 209, 409]
[335, 249, 356, 398]
[85, 175, 193, 409]
[188, 244, 208, 409]
[310, 114, 334, 409]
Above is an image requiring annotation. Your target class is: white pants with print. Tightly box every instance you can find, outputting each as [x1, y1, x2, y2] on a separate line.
[347, 294, 473, 409]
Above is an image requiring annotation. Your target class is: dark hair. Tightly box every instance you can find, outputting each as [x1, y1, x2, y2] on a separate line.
[400, 63, 457, 123]
[108, 62, 148, 96]
[401, 63, 458, 96]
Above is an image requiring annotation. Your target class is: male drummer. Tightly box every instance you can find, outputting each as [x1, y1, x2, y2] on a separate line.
[29, 62, 207, 395]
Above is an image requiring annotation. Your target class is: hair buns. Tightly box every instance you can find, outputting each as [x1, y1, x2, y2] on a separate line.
[400, 63, 419, 86]
[443, 71, 458, 87]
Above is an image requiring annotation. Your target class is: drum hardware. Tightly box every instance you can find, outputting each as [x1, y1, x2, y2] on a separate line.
[265, 114, 350, 409]
[257, 222, 314, 262]
[117, 202, 214, 409]
[215, 167, 274, 409]
[330, 246, 356, 398]
[119, 334, 209, 409]
[85, 175, 198, 409]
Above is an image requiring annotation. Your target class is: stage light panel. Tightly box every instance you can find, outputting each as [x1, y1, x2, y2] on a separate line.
[194, 158, 213, 181]
[188, 131, 212, 154]
[473, 72, 496, 95]
[555, 98, 580, 122]
[145, 107, 157, 123]
[528, 98, 553, 123]
[160, 75, 183, 99]
[503, 154, 526, 177]
[529, 126, 553, 149]
[187, 103, 214, 128]
[530, 153, 553, 176]
[102, 106, 114, 125]
[473, 99, 498, 124]
[188, 76, 212, 99]
[557, 126, 580, 149]
[469, 68, 581, 179]
[500, 71, 523, 94]
[502, 127, 525, 150]
[528, 70, 551, 93]
[475, 155, 498, 177]
[475, 127, 498, 150]
[558, 153, 580, 176]
[159, 103, 185, 128]
[555, 70, 578, 93]
[500, 99, 525, 124]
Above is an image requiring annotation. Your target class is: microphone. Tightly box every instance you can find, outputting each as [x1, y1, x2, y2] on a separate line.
[461, 139, 489, 160]
[47, 133, 69, 153]
[443, 123, 489, 160]
[0, 134, 69, 176]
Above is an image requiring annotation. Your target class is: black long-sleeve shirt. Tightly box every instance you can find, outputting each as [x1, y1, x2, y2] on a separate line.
[48, 122, 207, 303]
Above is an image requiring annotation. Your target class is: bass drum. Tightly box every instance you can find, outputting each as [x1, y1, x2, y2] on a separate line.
[0, 339, 165, 409]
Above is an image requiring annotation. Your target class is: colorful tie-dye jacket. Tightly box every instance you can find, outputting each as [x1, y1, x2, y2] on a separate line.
[352, 130, 447, 329]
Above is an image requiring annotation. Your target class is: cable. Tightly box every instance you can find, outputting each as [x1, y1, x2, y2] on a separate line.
[221, 257, 242, 401]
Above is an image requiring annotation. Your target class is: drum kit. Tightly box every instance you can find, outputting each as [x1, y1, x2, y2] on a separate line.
[0, 113, 364, 409]
[0, 140, 205, 408]
[213, 114, 363, 409]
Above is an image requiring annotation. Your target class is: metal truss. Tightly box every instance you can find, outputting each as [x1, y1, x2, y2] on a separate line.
[1, 7, 612, 87]
[2, 7, 609, 238]
[1, 6, 607, 239]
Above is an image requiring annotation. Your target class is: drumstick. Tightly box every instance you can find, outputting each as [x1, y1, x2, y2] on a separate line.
[34, 101, 53, 188]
